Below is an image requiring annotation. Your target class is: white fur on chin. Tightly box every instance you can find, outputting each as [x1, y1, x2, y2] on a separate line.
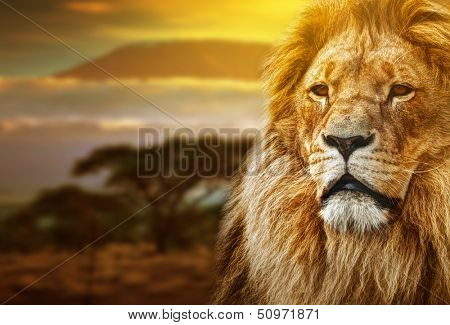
[320, 191, 388, 232]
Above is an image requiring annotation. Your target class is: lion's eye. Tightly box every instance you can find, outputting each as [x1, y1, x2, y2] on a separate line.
[311, 84, 329, 97]
[389, 84, 414, 97]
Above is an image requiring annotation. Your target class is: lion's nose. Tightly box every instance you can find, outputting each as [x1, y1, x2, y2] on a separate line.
[323, 134, 374, 161]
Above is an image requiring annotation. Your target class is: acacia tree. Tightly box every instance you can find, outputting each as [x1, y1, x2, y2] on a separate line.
[72, 135, 253, 252]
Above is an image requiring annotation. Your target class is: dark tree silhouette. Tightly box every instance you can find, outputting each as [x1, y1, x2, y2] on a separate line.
[0, 185, 139, 303]
[0, 185, 137, 251]
[0, 134, 254, 304]
[72, 135, 253, 252]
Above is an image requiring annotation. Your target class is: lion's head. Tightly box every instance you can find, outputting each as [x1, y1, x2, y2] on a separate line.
[215, 0, 449, 304]
[265, 0, 449, 233]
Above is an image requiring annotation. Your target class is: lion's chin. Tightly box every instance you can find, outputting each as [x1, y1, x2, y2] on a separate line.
[320, 191, 388, 233]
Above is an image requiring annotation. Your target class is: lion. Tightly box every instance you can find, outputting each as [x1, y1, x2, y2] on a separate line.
[213, 0, 449, 304]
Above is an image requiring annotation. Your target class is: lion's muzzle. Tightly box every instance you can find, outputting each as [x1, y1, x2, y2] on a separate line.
[322, 173, 398, 209]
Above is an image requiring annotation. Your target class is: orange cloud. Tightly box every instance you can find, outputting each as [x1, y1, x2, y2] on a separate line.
[64, 1, 116, 14]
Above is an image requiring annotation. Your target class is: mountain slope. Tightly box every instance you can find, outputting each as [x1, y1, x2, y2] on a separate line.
[56, 40, 271, 81]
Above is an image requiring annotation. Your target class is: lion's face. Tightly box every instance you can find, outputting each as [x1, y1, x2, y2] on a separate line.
[296, 33, 447, 232]
[216, 0, 449, 305]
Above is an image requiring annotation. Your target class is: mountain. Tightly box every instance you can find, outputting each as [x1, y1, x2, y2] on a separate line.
[56, 40, 272, 81]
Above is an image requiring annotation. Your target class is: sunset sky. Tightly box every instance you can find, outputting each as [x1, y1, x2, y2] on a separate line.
[0, 0, 448, 201]
[0, 0, 312, 76]
[1, 0, 320, 200]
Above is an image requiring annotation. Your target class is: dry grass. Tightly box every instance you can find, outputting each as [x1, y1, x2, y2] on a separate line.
[0, 243, 214, 304]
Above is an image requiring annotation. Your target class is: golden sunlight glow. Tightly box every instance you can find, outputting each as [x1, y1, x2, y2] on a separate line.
[2, 0, 315, 76]
[64, 1, 117, 14]
[97, 0, 314, 42]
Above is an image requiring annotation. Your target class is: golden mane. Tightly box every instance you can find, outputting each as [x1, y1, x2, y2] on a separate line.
[214, 0, 449, 304]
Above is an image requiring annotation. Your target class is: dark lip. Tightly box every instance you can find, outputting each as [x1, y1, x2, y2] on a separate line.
[322, 173, 398, 209]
